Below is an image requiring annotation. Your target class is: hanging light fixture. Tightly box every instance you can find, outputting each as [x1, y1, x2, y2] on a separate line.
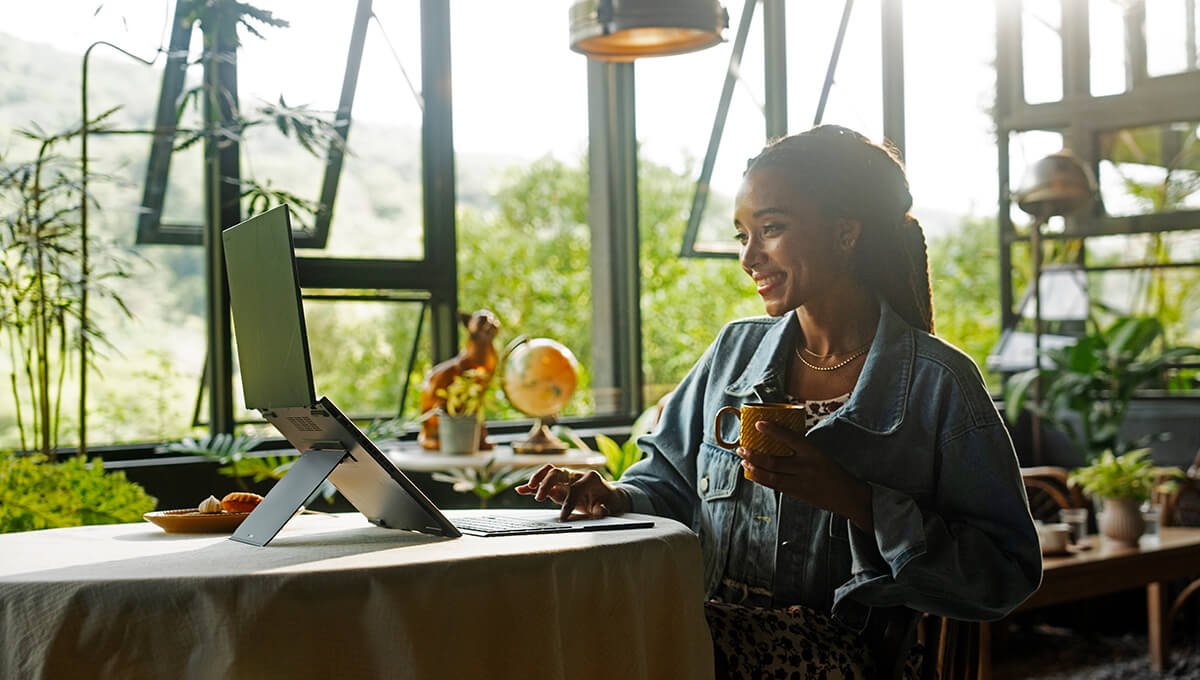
[569, 0, 729, 61]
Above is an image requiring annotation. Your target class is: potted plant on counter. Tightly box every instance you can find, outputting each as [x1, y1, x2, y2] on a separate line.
[1004, 316, 1199, 463]
[1069, 449, 1183, 546]
[433, 368, 491, 455]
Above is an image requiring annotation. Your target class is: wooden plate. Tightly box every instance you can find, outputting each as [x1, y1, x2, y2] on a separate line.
[143, 508, 250, 534]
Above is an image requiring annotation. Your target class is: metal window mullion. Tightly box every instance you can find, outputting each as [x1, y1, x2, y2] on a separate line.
[1061, 0, 1091, 99]
[305, 0, 373, 250]
[880, 0, 905, 157]
[588, 60, 642, 418]
[679, 0, 757, 258]
[202, 11, 240, 435]
[420, 0, 458, 363]
[763, 0, 787, 139]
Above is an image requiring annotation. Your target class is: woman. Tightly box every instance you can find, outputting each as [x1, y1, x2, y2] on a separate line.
[517, 125, 1041, 678]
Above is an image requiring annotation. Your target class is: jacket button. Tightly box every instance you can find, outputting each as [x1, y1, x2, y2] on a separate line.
[700, 476, 709, 492]
[780, 540, 792, 548]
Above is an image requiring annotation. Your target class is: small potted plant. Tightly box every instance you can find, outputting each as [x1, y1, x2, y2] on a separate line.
[1068, 449, 1183, 546]
[434, 368, 491, 455]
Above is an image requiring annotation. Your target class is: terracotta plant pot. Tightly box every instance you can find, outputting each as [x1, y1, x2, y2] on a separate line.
[438, 413, 481, 455]
[1099, 497, 1145, 547]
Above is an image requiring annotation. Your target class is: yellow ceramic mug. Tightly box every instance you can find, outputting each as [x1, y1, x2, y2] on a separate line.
[714, 402, 808, 461]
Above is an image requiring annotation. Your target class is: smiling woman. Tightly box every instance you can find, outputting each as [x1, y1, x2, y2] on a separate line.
[519, 124, 1041, 679]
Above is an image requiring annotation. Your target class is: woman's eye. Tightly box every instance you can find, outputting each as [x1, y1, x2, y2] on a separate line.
[763, 223, 784, 234]
[734, 232, 748, 244]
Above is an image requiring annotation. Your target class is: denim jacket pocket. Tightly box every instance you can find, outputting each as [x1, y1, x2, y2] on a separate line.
[825, 511, 853, 597]
[698, 441, 742, 596]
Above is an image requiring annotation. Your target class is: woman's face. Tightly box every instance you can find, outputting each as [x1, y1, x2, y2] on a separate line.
[733, 167, 856, 317]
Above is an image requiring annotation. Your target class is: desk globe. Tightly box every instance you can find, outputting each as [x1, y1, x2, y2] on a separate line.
[502, 337, 579, 454]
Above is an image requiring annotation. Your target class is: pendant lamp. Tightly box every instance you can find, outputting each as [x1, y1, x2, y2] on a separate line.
[570, 0, 729, 61]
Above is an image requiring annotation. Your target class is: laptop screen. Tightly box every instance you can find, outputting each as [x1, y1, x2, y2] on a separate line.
[222, 205, 317, 410]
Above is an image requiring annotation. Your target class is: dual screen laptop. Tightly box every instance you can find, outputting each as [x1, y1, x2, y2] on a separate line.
[222, 205, 651, 545]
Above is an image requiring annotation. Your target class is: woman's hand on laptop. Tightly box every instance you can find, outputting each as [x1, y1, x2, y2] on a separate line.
[515, 465, 631, 521]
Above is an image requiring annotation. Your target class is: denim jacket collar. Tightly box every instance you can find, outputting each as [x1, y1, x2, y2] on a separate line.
[721, 298, 914, 436]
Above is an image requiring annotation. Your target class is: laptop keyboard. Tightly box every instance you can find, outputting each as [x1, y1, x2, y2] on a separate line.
[452, 514, 575, 535]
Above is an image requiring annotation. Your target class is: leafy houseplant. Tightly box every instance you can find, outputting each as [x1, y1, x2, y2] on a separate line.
[1005, 316, 1199, 462]
[1068, 449, 1184, 546]
[431, 459, 530, 508]
[0, 454, 156, 533]
[434, 368, 491, 455]
[592, 401, 661, 480]
[159, 433, 336, 502]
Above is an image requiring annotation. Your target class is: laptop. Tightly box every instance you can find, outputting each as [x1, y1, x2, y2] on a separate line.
[221, 205, 652, 545]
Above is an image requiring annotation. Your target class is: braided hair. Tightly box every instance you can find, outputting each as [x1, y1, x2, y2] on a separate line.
[744, 125, 935, 334]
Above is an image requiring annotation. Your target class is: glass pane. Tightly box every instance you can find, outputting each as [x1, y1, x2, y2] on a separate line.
[1084, 237, 1200, 347]
[904, 2, 999, 231]
[450, 1, 596, 418]
[1098, 122, 1200, 216]
[1, 132, 208, 448]
[796, 0, 884, 141]
[1090, 0, 1127, 96]
[1023, 0, 1065, 103]
[0, 2, 217, 448]
[1146, 0, 1192, 77]
[638, 4, 764, 255]
[242, 4, 425, 260]
[286, 296, 428, 421]
[154, 27, 206, 228]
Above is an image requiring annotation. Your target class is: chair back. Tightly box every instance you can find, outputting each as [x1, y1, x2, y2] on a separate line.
[1021, 466, 1086, 522]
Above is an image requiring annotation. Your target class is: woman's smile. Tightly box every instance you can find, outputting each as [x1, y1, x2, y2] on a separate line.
[753, 271, 786, 296]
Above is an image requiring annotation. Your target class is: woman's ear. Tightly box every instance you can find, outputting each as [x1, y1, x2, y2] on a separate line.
[834, 218, 862, 252]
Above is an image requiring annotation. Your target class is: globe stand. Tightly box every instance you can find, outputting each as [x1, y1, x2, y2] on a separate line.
[513, 416, 569, 454]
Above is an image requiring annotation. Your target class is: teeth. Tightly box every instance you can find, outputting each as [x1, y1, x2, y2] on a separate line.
[756, 273, 783, 287]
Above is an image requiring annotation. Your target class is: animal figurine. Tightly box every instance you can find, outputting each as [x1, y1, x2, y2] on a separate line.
[418, 309, 501, 450]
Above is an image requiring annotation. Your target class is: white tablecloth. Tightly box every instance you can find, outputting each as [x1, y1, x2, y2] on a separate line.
[0, 511, 713, 680]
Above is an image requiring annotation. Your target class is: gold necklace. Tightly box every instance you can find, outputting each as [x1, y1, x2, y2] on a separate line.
[795, 343, 870, 371]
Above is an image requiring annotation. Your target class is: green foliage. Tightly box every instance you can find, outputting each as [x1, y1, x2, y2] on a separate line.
[1068, 448, 1183, 502]
[593, 401, 661, 480]
[159, 432, 337, 501]
[0, 109, 137, 458]
[431, 459, 530, 507]
[361, 416, 409, 441]
[160, 433, 265, 490]
[926, 215, 1010, 388]
[457, 155, 759, 415]
[1005, 316, 1200, 460]
[0, 454, 156, 533]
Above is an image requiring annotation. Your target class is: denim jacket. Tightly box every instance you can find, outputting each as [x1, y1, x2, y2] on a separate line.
[617, 299, 1042, 630]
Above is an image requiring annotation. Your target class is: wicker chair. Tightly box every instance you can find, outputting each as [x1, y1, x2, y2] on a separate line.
[1158, 450, 1200, 648]
[1021, 465, 1087, 521]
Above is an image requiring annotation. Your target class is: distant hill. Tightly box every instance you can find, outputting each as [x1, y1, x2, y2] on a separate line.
[0, 31, 527, 425]
[0, 32, 521, 249]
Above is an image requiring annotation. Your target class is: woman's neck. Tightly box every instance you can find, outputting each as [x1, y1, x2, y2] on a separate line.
[794, 285, 879, 356]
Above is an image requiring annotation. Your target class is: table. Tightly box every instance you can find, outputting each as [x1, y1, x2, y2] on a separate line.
[383, 443, 606, 473]
[977, 526, 1200, 678]
[0, 511, 713, 680]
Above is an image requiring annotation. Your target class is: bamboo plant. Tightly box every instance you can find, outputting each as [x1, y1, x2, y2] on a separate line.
[1, 112, 135, 459]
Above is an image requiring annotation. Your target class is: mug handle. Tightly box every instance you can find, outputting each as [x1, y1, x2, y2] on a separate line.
[714, 405, 741, 449]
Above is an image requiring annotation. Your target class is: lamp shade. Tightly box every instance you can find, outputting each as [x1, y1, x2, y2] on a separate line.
[570, 0, 728, 61]
[1013, 149, 1098, 218]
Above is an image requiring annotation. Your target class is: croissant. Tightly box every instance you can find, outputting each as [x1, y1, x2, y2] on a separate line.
[221, 492, 264, 513]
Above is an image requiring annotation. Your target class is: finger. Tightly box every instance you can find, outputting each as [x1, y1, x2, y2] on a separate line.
[738, 446, 794, 473]
[559, 482, 582, 521]
[741, 457, 781, 488]
[535, 470, 565, 502]
[515, 464, 557, 494]
[755, 421, 810, 451]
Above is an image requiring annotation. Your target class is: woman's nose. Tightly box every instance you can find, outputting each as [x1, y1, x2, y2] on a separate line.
[739, 235, 761, 270]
